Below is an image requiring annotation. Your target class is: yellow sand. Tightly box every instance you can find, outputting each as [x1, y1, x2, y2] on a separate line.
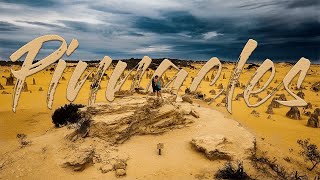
[0, 62, 319, 178]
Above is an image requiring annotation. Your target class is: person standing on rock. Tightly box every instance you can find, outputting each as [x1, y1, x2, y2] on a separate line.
[152, 75, 162, 98]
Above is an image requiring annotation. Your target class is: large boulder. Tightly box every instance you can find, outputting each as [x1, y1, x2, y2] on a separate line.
[286, 107, 301, 120]
[4, 74, 14, 86]
[314, 108, 320, 116]
[271, 98, 280, 108]
[307, 114, 319, 128]
[191, 135, 233, 160]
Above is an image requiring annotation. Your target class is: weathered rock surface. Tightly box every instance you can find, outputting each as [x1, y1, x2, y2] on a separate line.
[62, 147, 94, 171]
[182, 95, 193, 104]
[115, 169, 126, 177]
[88, 96, 194, 144]
[0, 94, 256, 179]
[100, 164, 113, 173]
[191, 135, 232, 160]
[266, 104, 274, 114]
[286, 107, 301, 120]
[307, 114, 319, 128]
[190, 109, 200, 118]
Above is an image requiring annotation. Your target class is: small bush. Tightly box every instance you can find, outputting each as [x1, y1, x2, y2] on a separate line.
[215, 161, 252, 180]
[51, 103, 85, 127]
[297, 139, 320, 171]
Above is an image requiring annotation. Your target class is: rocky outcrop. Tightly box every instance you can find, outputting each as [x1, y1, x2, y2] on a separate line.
[4, 74, 14, 86]
[191, 135, 232, 160]
[22, 82, 28, 92]
[266, 104, 274, 114]
[114, 160, 127, 177]
[270, 98, 280, 108]
[314, 108, 320, 116]
[89, 97, 194, 144]
[182, 95, 193, 104]
[286, 107, 301, 120]
[234, 93, 243, 101]
[251, 110, 260, 117]
[307, 114, 319, 128]
[297, 91, 305, 99]
[62, 147, 94, 171]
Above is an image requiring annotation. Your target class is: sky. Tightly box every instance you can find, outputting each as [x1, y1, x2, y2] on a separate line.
[0, 0, 319, 62]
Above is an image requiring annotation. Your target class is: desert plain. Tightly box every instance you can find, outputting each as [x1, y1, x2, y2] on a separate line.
[0, 59, 319, 179]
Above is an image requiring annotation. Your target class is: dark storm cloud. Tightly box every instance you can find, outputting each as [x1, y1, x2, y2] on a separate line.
[0, 39, 26, 49]
[0, 0, 319, 62]
[286, 0, 320, 9]
[134, 11, 208, 34]
[0, 21, 20, 32]
[1, 0, 57, 7]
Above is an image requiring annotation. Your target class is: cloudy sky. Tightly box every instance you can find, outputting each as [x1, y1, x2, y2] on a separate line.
[0, 0, 319, 62]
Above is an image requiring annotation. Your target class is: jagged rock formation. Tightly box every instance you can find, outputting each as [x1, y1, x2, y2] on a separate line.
[286, 107, 301, 120]
[3, 74, 14, 86]
[191, 135, 232, 160]
[62, 147, 94, 171]
[266, 104, 274, 114]
[88, 97, 195, 144]
[251, 110, 260, 117]
[314, 108, 320, 116]
[221, 97, 226, 104]
[185, 88, 191, 94]
[305, 102, 313, 109]
[307, 114, 319, 128]
[234, 93, 243, 101]
[271, 98, 280, 108]
[278, 94, 287, 101]
[297, 91, 305, 99]
[22, 82, 28, 92]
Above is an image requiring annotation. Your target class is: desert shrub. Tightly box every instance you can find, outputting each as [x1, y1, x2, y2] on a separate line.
[51, 103, 85, 127]
[16, 133, 31, 147]
[215, 161, 252, 180]
[297, 139, 320, 171]
[250, 151, 289, 179]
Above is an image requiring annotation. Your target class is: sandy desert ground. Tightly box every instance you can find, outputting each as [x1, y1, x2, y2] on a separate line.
[0, 60, 319, 179]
